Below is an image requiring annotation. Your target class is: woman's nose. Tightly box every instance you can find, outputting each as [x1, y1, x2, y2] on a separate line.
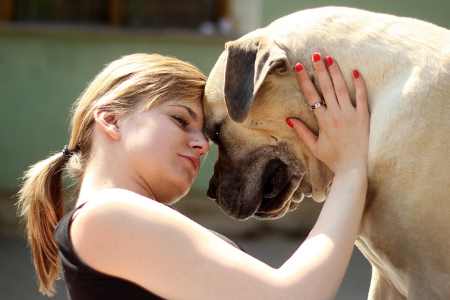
[190, 132, 210, 156]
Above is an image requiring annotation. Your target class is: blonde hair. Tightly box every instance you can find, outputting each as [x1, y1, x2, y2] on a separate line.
[16, 53, 206, 296]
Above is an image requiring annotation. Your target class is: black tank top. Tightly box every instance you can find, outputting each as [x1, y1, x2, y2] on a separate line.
[54, 202, 164, 300]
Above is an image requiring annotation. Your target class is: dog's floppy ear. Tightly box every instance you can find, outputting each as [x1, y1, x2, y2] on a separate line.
[224, 37, 288, 122]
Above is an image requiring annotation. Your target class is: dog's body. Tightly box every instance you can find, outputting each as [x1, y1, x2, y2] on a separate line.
[203, 7, 450, 299]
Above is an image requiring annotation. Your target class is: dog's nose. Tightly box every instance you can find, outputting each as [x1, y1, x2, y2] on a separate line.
[261, 159, 289, 199]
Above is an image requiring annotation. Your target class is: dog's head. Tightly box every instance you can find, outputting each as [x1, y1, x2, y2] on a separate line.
[204, 33, 334, 220]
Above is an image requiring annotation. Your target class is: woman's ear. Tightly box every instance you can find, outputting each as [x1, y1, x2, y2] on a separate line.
[93, 109, 121, 140]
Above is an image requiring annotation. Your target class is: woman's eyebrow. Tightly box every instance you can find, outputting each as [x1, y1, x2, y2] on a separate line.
[169, 104, 198, 121]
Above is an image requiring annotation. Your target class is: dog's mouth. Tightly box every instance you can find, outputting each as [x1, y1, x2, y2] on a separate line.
[207, 155, 306, 220]
[207, 143, 332, 220]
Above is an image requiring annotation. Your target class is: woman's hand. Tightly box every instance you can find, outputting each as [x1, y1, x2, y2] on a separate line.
[287, 53, 370, 175]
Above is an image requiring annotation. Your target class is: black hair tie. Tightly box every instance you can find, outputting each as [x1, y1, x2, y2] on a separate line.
[62, 145, 80, 159]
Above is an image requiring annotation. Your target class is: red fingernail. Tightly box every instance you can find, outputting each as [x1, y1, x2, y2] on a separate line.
[312, 52, 321, 62]
[325, 56, 334, 67]
[352, 69, 360, 79]
[294, 63, 303, 73]
[286, 118, 294, 128]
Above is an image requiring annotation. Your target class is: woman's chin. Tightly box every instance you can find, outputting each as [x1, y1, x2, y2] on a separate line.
[167, 182, 192, 204]
[165, 192, 188, 205]
[152, 173, 194, 204]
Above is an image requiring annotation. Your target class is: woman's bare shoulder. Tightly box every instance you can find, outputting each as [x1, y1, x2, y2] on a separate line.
[73, 188, 175, 221]
[71, 187, 189, 235]
[70, 188, 187, 271]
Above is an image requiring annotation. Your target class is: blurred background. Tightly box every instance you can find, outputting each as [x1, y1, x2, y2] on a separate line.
[0, 0, 449, 299]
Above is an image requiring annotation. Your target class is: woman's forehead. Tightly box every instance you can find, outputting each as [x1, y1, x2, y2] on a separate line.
[166, 98, 203, 112]
[165, 99, 205, 122]
[168, 97, 201, 106]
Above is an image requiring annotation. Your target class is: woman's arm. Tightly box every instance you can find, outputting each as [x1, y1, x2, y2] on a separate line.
[279, 169, 367, 300]
[280, 54, 370, 299]
[71, 55, 370, 300]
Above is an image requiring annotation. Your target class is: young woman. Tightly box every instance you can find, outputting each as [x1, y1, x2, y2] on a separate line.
[18, 52, 369, 300]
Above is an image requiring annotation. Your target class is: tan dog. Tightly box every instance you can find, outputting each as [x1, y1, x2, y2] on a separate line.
[203, 6, 450, 299]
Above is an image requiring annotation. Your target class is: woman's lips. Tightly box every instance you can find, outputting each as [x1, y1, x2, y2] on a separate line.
[178, 154, 200, 171]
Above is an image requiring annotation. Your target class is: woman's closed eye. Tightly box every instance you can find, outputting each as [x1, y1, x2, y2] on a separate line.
[172, 115, 190, 128]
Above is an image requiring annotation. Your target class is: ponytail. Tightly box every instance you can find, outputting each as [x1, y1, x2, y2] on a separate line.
[17, 149, 72, 296]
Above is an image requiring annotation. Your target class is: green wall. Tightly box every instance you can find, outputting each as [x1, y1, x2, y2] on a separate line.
[0, 28, 225, 192]
[262, 0, 450, 28]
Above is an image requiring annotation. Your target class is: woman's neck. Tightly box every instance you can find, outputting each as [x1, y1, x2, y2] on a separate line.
[76, 151, 156, 207]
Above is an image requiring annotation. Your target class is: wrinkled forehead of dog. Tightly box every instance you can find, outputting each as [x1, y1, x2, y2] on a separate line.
[203, 31, 299, 128]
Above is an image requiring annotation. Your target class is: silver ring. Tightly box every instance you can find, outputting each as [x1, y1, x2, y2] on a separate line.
[310, 100, 325, 111]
